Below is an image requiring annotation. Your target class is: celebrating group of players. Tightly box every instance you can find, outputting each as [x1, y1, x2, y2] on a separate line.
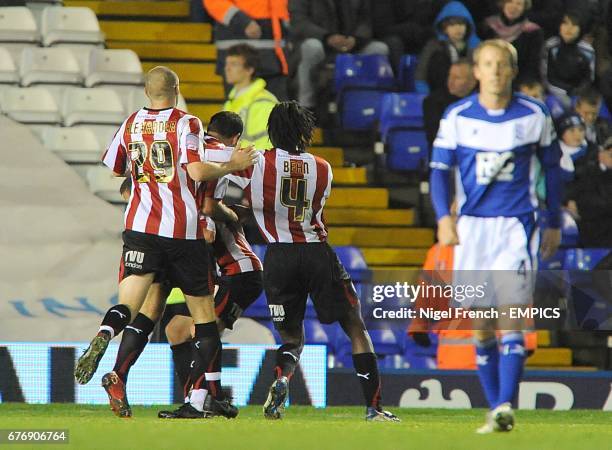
[74, 37, 564, 433]
[73, 65, 399, 422]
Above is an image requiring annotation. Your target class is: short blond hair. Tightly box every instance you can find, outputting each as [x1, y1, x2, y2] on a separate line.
[145, 66, 179, 101]
[473, 39, 518, 70]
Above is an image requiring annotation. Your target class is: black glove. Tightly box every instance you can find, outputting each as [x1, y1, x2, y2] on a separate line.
[411, 332, 431, 347]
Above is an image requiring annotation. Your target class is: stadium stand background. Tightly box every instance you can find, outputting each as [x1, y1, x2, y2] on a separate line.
[1, 0, 611, 374]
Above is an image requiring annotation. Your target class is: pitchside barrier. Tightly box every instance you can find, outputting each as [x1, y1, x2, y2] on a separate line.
[2, 342, 612, 410]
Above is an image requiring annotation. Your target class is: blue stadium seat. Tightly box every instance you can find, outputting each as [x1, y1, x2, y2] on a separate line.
[303, 319, 329, 345]
[397, 54, 418, 92]
[334, 54, 395, 92]
[251, 244, 267, 262]
[334, 246, 371, 282]
[244, 293, 269, 319]
[403, 332, 438, 369]
[335, 54, 395, 131]
[379, 93, 428, 171]
[563, 248, 610, 270]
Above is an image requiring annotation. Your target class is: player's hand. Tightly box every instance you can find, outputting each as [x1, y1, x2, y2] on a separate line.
[326, 34, 346, 51]
[245, 21, 262, 39]
[229, 145, 258, 171]
[410, 332, 431, 347]
[229, 204, 251, 224]
[540, 228, 561, 261]
[437, 215, 459, 246]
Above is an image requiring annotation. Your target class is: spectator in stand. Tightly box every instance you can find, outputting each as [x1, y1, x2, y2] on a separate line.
[517, 75, 545, 100]
[555, 112, 591, 181]
[574, 86, 611, 146]
[481, 0, 543, 80]
[223, 44, 278, 149]
[423, 58, 476, 149]
[540, 10, 596, 108]
[415, 1, 480, 94]
[370, 0, 434, 72]
[570, 136, 612, 247]
[289, 0, 389, 110]
[203, 0, 289, 100]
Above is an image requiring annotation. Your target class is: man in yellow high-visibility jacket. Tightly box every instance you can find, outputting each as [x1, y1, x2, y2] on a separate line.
[223, 44, 278, 150]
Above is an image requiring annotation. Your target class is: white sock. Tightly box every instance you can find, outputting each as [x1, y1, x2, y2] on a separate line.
[190, 388, 208, 412]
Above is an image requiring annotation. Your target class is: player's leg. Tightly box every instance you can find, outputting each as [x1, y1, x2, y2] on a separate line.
[310, 243, 399, 421]
[473, 326, 500, 433]
[75, 231, 163, 385]
[262, 244, 305, 419]
[165, 311, 194, 401]
[160, 239, 235, 419]
[102, 281, 168, 417]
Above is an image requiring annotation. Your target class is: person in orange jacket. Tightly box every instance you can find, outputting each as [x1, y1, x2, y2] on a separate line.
[203, 0, 289, 100]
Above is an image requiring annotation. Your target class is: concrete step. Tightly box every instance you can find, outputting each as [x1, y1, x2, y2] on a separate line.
[328, 227, 433, 248]
[331, 167, 366, 185]
[107, 41, 216, 61]
[100, 21, 211, 43]
[309, 146, 343, 167]
[361, 248, 429, 266]
[66, 1, 189, 17]
[526, 348, 572, 367]
[142, 62, 220, 83]
[324, 208, 414, 226]
[185, 103, 225, 123]
[327, 188, 388, 209]
[180, 83, 225, 102]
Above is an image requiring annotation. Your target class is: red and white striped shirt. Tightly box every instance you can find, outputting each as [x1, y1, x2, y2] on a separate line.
[102, 107, 206, 240]
[212, 221, 263, 276]
[224, 148, 333, 243]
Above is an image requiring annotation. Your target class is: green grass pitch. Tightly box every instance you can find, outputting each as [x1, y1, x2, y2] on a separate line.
[0, 404, 610, 450]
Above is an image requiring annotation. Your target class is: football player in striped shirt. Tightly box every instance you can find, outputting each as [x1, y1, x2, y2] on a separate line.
[101, 112, 263, 419]
[223, 101, 399, 422]
[74, 67, 257, 421]
[430, 40, 562, 433]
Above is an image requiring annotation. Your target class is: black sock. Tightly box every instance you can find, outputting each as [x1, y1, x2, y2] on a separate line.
[99, 304, 131, 339]
[275, 343, 301, 379]
[112, 313, 155, 382]
[352, 352, 381, 409]
[190, 322, 222, 398]
[171, 341, 193, 399]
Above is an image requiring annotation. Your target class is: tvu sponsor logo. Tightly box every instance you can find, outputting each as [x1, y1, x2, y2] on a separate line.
[124, 251, 144, 269]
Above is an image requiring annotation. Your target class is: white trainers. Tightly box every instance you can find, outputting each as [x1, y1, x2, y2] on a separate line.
[492, 402, 515, 432]
[476, 410, 496, 434]
[476, 403, 515, 434]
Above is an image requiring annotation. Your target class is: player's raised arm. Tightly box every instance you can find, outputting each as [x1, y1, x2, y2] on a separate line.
[430, 108, 459, 246]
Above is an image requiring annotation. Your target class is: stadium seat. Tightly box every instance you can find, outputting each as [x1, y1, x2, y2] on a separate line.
[41, 6, 104, 47]
[397, 54, 418, 92]
[333, 246, 370, 282]
[0, 47, 19, 84]
[61, 87, 124, 126]
[334, 54, 395, 131]
[41, 126, 100, 163]
[563, 248, 610, 271]
[379, 92, 428, 171]
[85, 49, 143, 88]
[19, 47, 82, 87]
[250, 244, 267, 263]
[334, 54, 395, 93]
[75, 125, 121, 151]
[243, 293, 270, 319]
[0, 7, 39, 44]
[85, 165, 124, 203]
[303, 319, 329, 345]
[1, 86, 61, 125]
[126, 86, 188, 114]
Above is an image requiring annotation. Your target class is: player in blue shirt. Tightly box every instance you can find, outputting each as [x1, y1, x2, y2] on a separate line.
[430, 39, 562, 433]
